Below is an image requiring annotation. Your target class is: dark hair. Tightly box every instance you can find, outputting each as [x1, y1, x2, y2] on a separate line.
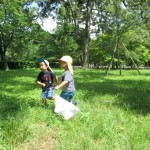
[37, 58, 45, 67]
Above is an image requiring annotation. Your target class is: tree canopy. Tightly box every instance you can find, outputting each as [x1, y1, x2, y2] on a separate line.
[0, 0, 149, 70]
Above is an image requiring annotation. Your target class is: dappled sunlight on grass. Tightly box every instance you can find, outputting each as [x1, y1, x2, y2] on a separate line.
[74, 69, 150, 115]
[0, 68, 150, 149]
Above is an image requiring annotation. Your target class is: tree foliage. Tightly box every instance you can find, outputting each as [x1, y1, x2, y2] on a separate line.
[0, 0, 36, 70]
[0, 0, 149, 70]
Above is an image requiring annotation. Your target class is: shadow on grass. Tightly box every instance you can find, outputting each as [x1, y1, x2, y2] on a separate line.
[0, 95, 22, 119]
[0, 69, 41, 119]
[0, 92, 42, 120]
[0, 68, 150, 119]
[75, 70, 150, 115]
[0, 69, 60, 120]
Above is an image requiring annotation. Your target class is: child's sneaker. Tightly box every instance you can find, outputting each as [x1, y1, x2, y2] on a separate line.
[71, 100, 77, 106]
[48, 97, 55, 100]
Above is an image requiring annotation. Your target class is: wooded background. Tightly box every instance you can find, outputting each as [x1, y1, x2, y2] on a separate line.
[0, 0, 149, 71]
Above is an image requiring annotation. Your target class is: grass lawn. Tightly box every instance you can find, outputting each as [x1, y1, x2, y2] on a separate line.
[0, 68, 150, 150]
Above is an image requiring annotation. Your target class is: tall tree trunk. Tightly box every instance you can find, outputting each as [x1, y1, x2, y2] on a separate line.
[106, 31, 119, 75]
[122, 42, 140, 75]
[0, 47, 9, 71]
[106, 40, 117, 75]
[116, 31, 122, 75]
[67, 0, 79, 41]
[106, 22, 121, 75]
[82, 0, 91, 68]
[0, 32, 9, 71]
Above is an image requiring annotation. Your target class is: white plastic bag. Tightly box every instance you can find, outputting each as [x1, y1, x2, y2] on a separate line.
[54, 94, 80, 120]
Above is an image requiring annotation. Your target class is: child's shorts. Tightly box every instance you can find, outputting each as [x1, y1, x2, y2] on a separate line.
[41, 87, 54, 99]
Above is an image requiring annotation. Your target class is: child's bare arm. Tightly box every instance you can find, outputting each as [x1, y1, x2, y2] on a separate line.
[37, 81, 46, 87]
[55, 81, 68, 90]
[54, 76, 59, 86]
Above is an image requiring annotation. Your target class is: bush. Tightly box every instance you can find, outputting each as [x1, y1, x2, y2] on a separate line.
[0, 61, 60, 70]
[0, 61, 36, 69]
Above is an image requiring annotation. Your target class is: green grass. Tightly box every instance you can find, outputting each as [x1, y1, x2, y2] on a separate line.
[0, 68, 150, 150]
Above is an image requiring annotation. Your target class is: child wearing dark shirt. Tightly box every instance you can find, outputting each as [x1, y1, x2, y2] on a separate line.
[37, 58, 58, 105]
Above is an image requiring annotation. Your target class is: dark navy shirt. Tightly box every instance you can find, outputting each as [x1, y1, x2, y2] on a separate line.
[37, 71, 56, 87]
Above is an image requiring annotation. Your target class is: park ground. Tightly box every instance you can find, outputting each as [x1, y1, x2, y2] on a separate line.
[0, 68, 150, 150]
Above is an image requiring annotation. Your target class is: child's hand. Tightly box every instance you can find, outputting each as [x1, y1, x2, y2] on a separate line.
[42, 83, 46, 87]
[55, 85, 59, 90]
[54, 81, 68, 90]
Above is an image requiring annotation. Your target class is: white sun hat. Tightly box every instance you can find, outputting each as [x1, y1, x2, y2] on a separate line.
[57, 56, 73, 75]
[44, 59, 54, 73]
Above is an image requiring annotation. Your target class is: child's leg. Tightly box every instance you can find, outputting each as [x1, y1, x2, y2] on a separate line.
[41, 90, 47, 105]
[47, 87, 54, 100]
[60, 91, 75, 102]
[69, 92, 77, 105]
[60, 91, 70, 102]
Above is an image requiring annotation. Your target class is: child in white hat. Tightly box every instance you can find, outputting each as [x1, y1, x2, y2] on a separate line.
[37, 58, 58, 105]
[55, 56, 77, 105]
